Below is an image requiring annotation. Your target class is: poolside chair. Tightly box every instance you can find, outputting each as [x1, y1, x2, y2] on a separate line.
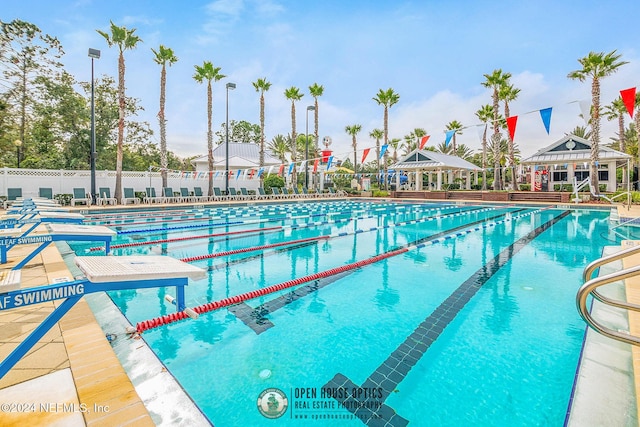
[39, 188, 54, 200]
[71, 188, 91, 206]
[212, 187, 224, 202]
[163, 187, 180, 203]
[193, 187, 209, 202]
[281, 188, 296, 199]
[292, 187, 304, 198]
[271, 187, 284, 199]
[144, 187, 162, 204]
[256, 187, 272, 200]
[122, 187, 140, 205]
[180, 187, 196, 203]
[240, 188, 254, 201]
[97, 187, 117, 206]
[228, 187, 243, 201]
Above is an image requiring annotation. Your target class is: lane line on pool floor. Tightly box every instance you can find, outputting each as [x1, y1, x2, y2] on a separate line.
[322, 209, 572, 427]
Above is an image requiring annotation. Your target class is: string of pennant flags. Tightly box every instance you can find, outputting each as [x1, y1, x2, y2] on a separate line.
[154, 86, 637, 180]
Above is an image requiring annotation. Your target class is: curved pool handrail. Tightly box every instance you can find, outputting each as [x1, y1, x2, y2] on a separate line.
[577, 264, 640, 346]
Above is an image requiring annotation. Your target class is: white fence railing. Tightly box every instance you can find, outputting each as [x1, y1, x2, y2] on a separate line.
[0, 167, 260, 199]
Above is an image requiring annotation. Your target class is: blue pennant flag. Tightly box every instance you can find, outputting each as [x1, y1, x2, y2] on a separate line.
[445, 130, 455, 147]
[539, 107, 552, 134]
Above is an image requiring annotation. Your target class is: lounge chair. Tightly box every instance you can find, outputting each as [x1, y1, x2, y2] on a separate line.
[271, 187, 284, 199]
[163, 187, 180, 203]
[228, 188, 243, 201]
[122, 187, 140, 205]
[97, 187, 117, 206]
[71, 188, 91, 206]
[144, 187, 163, 204]
[39, 188, 53, 200]
[281, 188, 296, 199]
[193, 187, 209, 202]
[212, 187, 224, 201]
[4, 188, 23, 209]
[180, 187, 196, 203]
[240, 188, 254, 200]
[256, 187, 272, 200]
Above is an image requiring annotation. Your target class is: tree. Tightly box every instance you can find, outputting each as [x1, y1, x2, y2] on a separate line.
[0, 19, 63, 165]
[215, 120, 260, 144]
[151, 45, 178, 188]
[97, 21, 142, 201]
[475, 104, 494, 190]
[369, 128, 383, 184]
[284, 87, 303, 185]
[482, 69, 511, 190]
[603, 98, 626, 152]
[373, 88, 400, 189]
[309, 83, 324, 188]
[444, 121, 463, 154]
[253, 77, 271, 182]
[568, 50, 627, 193]
[267, 134, 288, 163]
[193, 61, 225, 196]
[345, 124, 362, 174]
[499, 83, 520, 188]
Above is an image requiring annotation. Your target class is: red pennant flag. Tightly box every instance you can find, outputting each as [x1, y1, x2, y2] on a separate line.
[249, 169, 255, 179]
[620, 87, 636, 118]
[361, 148, 370, 164]
[419, 135, 430, 149]
[313, 159, 319, 172]
[506, 116, 518, 141]
[278, 164, 285, 176]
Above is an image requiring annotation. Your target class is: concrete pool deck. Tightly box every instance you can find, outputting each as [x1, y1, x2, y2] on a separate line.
[0, 199, 639, 426]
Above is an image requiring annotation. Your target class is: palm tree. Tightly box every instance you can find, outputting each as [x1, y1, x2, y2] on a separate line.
[253, 77, 271, 183]
[482, 69, 511, 190]
[193, 61, 225, 196]
[151, 45, 178, 188]
[267, 134, 288, 164]
[284, 87, 303, 186]
[309, 83, 324, 189]
[475, 104, 494, 190]
[97, 21, 142, 202]
[499, 83, 520, 188]
[567, 125, 592, 140]
[388, 138, 402, 163]
[568, 50, 628, 193]
[445, 121, 464, 154]
[373, 88, 400, 189]
[370, 128, 383, 184]
[604, 98, 627, 152]
[345, 124, 362, 174]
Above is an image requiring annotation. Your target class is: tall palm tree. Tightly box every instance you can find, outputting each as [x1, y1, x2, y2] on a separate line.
[499, 83, 520, 188]
[604, 98, 627, 152]
[373, 88, 400, 189]
[97, 21, 142, 201]
[345, 124, 362, 174]
[151, 45, 178, 188]
[309, 83, 324, 188]
[284, 87, 303, 185]
[193, 61, 225, 196]
[253, 77, 271, 183]
[370, 128, 383, 184]
[445, 120, 464, 154]
[388, 138, 402, 163]
[475, 104, 494, 190]
[267, 134, 288, 164]
[567, 125, 592, 140]
[568, 50, 627, 193]
[482, 69, 511, 190]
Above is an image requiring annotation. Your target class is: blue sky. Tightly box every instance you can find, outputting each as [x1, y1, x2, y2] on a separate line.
[4, 0, 640, 161]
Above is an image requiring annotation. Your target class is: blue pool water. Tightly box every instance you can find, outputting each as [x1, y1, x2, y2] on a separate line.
[73, 200, 617, 426]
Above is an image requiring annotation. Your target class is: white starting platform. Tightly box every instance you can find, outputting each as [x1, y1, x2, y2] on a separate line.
[0, 255, 206, 379]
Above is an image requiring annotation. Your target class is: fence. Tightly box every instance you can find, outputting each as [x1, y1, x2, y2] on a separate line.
[0, 167, 261, 199]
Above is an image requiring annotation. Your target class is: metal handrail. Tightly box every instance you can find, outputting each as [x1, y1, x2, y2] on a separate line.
[582, 244, 640, 310]
[577, 264, 640, 346]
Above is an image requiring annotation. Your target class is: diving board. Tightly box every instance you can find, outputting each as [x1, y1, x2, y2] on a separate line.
[0, 255, 206, 379]
[0, 224, 115, 267]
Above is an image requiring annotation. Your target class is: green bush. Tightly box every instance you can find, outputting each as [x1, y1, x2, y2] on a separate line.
[373, 190, 389, 197]
[263, 174, 285, 195]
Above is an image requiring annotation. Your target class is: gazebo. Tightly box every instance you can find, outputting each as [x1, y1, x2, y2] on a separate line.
[388, 149, 482, 190]
[520, 135, 631, 192]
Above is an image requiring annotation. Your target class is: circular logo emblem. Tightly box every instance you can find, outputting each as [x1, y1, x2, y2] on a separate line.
[257, 388, 288, 419]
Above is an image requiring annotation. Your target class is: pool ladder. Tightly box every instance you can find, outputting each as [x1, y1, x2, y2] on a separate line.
[576, 243, 640, 346]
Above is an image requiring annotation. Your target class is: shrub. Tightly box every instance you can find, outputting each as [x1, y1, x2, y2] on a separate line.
[263, 174, 285, 195]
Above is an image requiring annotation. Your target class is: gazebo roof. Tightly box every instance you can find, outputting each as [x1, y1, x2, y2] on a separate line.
[389, 149, 480, 171]
[521, 134, 631, 164]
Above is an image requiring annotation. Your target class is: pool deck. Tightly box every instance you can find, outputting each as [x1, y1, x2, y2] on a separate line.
[0, 199, 639, 426]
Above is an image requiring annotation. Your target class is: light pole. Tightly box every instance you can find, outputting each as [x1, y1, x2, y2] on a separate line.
[88, 48, 100, 202]
[225, 82, 236, 195]
[305, 105, 315, 190]
[13, 140, 21, 168]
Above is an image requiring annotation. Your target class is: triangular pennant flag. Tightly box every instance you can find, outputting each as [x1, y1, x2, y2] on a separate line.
[419, 135, 430, 150]
[539, 107, 552, 134]
[476, 124, 486, 142]
[298, 160, 307, 173]
[506, 116, 518, 141]
[620, 87, 636, 118]
[326, 156, 333, 170]
[257, 168, 263, 178]
[236, 169, 241, 180]
[278, 164, 284, 176]
[445, 130, 455, 147]
[578, 100, 591, 124]
[288, 163, 294, 176]
[361, 148, 371, 164]
[313, 159, 319, 172]
[214, 171, 219, 179]
[379, 145, 388, 159]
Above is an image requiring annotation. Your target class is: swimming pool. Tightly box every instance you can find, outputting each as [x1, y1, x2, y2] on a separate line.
[73, 200, 616, 426]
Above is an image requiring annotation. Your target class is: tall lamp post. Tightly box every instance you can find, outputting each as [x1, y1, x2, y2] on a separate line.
[225, 82, 236, 195]
[88, 48, 100, 202]
[305, 105, 315, 190]
[13, 140, 22, 168]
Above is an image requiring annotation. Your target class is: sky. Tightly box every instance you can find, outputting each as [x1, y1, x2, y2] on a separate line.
[4, 0, 640, 163]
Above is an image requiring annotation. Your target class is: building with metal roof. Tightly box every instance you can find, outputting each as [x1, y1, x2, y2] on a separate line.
[191, 143, 282, 172]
